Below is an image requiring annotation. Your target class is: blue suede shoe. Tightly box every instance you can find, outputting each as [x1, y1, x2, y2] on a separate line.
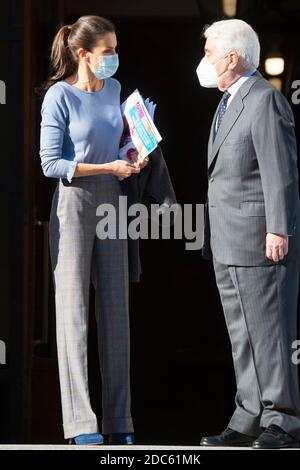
[108, 433, 134, 445]
[73, 433, 104, 445]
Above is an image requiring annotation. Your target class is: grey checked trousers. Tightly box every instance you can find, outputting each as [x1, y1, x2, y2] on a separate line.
[49, 174, 134, 439]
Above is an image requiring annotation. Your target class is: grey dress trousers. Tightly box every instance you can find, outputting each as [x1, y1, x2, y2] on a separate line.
[49, 173, 133, 439]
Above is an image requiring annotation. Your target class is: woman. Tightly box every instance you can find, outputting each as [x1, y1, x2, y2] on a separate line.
[39, 15, 148, 445]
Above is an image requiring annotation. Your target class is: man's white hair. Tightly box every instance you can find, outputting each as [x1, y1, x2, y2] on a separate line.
[204, 19, 260, 69]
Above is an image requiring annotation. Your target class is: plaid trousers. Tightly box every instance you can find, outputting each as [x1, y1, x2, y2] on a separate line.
[49, 174, 133, 439]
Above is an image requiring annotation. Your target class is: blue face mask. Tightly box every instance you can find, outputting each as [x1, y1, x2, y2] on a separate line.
[91, 53, 119, 80]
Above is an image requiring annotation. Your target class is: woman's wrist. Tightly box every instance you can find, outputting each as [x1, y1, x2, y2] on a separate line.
[101, 161, 116, 175]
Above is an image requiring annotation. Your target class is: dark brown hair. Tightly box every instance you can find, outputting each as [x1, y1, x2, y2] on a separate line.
[36, 15, 115, 96]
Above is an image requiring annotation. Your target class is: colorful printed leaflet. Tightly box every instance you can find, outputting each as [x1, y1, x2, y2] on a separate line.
[119, 90, 162, 162]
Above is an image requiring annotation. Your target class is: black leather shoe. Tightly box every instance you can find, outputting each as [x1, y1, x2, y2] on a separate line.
[252, 424, 299, 449]
[200, 428, 255, 447]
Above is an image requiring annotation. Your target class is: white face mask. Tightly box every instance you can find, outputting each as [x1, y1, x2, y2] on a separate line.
[196, 55, 227, 88]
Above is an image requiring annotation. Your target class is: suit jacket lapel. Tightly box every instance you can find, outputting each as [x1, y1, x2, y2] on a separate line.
[208, 71, 263, 171]
[208, 105, 219, 157]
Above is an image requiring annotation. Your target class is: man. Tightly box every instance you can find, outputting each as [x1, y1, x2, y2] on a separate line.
[197, 19, 300, 449]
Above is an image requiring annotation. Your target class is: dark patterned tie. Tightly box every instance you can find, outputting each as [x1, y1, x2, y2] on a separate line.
[214, 90, 231, 140]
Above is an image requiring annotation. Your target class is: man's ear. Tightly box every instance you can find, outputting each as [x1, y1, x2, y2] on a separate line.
[228, 51, 239, 70]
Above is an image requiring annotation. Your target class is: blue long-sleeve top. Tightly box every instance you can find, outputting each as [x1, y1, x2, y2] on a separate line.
[39, 78, 124, 182]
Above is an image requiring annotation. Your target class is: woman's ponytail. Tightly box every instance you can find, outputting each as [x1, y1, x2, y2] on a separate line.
[50, 24, 77, 83]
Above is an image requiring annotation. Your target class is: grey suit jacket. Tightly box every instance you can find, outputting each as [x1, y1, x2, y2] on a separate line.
[202, 70, 300, 265]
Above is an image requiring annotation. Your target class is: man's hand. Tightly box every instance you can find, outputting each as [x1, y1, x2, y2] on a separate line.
[266, 233, 289, 262]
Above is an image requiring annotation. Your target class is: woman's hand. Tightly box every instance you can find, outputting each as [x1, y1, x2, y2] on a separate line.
[130, 150, 149, 169]
[110, 160, 140, 179]
[137, 154, 149, 169]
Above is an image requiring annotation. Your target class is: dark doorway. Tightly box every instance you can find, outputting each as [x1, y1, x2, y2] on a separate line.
[24, 1, 234, 444]
[23, 0, 300, 445]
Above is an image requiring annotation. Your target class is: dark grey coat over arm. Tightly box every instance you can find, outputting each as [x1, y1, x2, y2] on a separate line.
[121, 146, 177, 282]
